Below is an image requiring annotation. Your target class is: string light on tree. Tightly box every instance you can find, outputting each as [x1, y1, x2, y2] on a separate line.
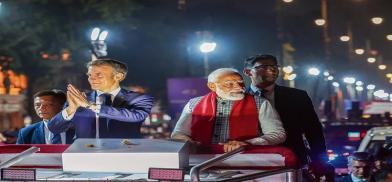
[314, 19, 326, 26]
[378, 64, 387, 70]
[387, 35, 392, 41]
[282, 0, 294, 3]
[354, 49, 365, 55]
[340, 35, 350, 42]
[308, 67, 320, 76]
[367, 57, 376, 63]
[371, 17, 383, 25]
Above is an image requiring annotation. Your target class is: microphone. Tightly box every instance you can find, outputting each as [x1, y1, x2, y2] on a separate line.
[95, 95, 104, 139]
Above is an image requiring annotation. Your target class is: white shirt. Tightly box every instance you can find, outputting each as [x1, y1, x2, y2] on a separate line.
[171, 95, 286, 145]
[62, 87, 121, 120]
[43, 120, 66, 144]
[351, 173, 369, 182]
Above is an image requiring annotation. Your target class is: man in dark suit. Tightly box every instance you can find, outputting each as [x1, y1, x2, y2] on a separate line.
[48, 59, 153, 139]
[17, 90, 74, 144]
[336, 152, 375, 182]
[243, 54, 332, 180]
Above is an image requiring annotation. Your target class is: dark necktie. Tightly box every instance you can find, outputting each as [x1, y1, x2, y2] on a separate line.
[98, 93, 112, 137]
[100, 93, 112, 106]
[51, 133, 62, 144]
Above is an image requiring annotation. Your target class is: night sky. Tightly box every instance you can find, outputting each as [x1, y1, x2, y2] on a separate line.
[1, 0, 391, 111]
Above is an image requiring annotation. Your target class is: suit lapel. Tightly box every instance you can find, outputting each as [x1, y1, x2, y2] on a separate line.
[87, 91, 96, 103]
[112, 89, 127, 107]
[273, 85, 282, 110]
[34, 122, 46, 144]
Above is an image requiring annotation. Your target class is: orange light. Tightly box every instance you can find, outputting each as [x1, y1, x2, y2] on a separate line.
[61, 50, 71, 61]
[41, 53, 49, 59]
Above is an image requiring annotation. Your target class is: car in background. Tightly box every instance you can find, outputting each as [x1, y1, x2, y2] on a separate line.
[358, 126, 392, 154]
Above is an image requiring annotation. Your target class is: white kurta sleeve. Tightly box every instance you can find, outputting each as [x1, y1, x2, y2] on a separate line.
[171, 102, 193, 141]
[246, 99, 286, 145]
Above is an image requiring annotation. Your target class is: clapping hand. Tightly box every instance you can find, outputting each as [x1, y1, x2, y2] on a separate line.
[67, 84, 90, 108]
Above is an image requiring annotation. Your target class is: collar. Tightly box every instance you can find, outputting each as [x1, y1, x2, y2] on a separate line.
[43, 120, 49, 128]
[351, 173, 369, 182]
[250, 84, 275, 94]
[96, 87, 121, 97]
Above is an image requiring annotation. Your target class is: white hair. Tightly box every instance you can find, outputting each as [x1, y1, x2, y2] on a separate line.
[207, 68, 241, 83]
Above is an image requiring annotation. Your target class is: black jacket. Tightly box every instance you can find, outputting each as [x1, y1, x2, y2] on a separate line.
[247, 85, 327, 165]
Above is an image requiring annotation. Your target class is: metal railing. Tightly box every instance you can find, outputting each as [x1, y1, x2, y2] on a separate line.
[189, 146, 300, 182]
[0, 147, 40, 169]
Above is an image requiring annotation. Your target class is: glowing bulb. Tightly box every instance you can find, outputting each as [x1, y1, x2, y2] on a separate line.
[308, 67, 320, 76]
[314, 19, 326, 26]
[354, 49, 365, 55]
[371, 17, 383, 25]
[387, 35, 392, 41]
[340, 35, 350, 42]
[282, 66, 294, 74]
[378, 64, 387, 70]
[366, 84, 375, 90]
[343, 77, 356, 84]
[367, 57, 376, 63]
[288, 73, 297, 80]
[355, 81, 363, 86]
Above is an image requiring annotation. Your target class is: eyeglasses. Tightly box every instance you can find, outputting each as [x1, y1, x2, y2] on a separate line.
[252, 64, 280, 70]
[217, 80, 245, 88]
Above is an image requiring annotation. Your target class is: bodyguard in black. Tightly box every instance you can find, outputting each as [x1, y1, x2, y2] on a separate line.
[243, 54, 332, 180]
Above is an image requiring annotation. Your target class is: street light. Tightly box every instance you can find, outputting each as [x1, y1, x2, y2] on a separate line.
[199, 42, 216, 76]
[366, 84, 375, 90]
[371, 17, 383, 25]
[323, 71, 330, 76]
[332, 82, 340, 87]
[314, 19, 326, 26]
[90, 27, 109, 60]
[282, 0, 293, 3]
[355, 86, 364, 91]
[355, 81, 363, 86]
[282, 66, 294, 74]
[387, 35, 392, 41]
[378, 64, 387, 70]
[367, 57, 376, 63]
[340, 35, 350, 42]
[327, 76, 334, 81]
[287, 73, 296, 80]
[354, 49, 365, 55]
[343, 77, 356, 84]
[366, 84, 375, 101]
[308, 67, 320, 76]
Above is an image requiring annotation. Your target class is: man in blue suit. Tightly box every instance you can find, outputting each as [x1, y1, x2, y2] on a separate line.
[48, 59, 153, 139]
[17, 90, 75, 144]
